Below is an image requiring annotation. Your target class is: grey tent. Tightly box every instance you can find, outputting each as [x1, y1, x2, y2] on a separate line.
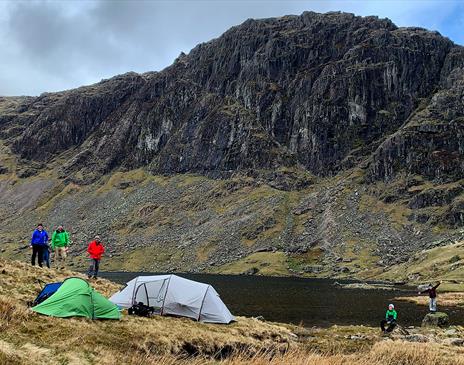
[109, 274, 235, 324]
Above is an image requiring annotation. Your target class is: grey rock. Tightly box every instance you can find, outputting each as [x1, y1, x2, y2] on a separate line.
[422, 312, 450, 328]
[444, 338, 464, 346]
[243, 267, 259, 275]
[0, 12, 461, 185]
[405, 334, 429, 343]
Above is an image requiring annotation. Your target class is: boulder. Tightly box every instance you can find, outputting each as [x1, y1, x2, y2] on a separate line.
[422, 312, 449, 328]
[449, 255, 461, 264]
[444, 328, 457, 336]
[405, 334, 429, 343]
[243, 267, 259, 275]
[443, 338, 464, 346]
[303, 265, 324, 273]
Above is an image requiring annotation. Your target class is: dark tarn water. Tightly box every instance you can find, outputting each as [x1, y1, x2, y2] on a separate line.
[100, 272, 464, 327]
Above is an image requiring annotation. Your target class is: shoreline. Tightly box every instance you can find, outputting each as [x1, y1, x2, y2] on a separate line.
[395, 292, 464, 308]
[2, 258, 464, 364]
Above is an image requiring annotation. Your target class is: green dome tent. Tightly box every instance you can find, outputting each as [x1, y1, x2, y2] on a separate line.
[32, 277, 120, 320]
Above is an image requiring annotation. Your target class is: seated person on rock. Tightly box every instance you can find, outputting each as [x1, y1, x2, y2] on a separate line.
[380, 303, 397, 333]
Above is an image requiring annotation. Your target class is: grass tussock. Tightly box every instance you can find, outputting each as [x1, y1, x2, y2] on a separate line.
[0, 296, 32, 331]
[45, 341, 464, 365]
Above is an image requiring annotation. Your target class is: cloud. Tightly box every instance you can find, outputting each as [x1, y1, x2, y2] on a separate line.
[0, 0, 462, 96]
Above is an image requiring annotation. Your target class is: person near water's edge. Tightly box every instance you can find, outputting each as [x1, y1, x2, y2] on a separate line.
[419, 281, 441, 312]
[51, 225, 70, 269]
[380, 304, 397, 333]
[87, 236, 105, 279]
[30, 223, 49, 267]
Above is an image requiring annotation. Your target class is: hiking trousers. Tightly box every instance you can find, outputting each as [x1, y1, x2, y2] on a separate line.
[54, 247, 67, 268]
[88, 258, 100, 278]
[31, 245, 44, 267]
[43, 248, 50, 268]
[380, 320, 396, 333]
[429, 298, 437, 312]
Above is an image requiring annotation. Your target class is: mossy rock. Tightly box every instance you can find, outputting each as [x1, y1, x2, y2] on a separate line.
[449, 255, 461, 263]
[422, 312, 449, 328]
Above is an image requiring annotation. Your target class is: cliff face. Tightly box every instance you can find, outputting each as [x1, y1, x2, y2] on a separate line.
[0, 12, 463, 276]
[1, 11, 462, 184]
[368, 47, 464, 182]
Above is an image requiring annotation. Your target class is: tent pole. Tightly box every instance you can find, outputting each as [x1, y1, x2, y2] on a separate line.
[89, 285, 96, 320]
[197, 286, 210, 322]
[131, 277, 139, 307]
[160, 276, 172, 316]
[144, 283, 149, 306]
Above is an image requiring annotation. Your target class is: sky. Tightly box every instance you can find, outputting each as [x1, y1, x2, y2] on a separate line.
[0, 0, 463, 96]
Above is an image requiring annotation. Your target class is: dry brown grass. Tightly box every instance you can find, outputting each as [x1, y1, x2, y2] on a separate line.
[2, 258, 464, 365]
[0, 296, 32, 331]
[43, 341, 464, 365]
[0, 257, 120, 300]
[0, 259, 294, 364]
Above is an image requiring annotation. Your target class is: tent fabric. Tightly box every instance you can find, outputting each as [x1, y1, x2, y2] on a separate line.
[109, 275, 235, 324]
[31, 277, 120, 320]
[33, 282, 62, 306]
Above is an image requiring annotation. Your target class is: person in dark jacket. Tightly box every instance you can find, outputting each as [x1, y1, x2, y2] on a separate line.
[42, 241, 51, 268]
[87, 236, 105, 279]
[30, 224, 49, 267]
[380, 304, 397, 333]
[419, 281, 441, 312]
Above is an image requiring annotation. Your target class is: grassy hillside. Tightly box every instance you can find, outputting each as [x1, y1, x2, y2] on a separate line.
[2, 258, 464, 364]
[1, 163, 462, 280]
[0, 134, 463, 282]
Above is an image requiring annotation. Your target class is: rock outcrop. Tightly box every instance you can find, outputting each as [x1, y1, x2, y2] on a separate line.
[422, 312, 450, 328]
[0, 11, 462, 184]
[0, 11, 463, 274]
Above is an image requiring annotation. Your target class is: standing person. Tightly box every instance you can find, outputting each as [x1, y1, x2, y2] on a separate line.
[87, 236, 105, 279]
[419, 281, 442, 312]
[30, 224, 49, 267]
[380, 303, 397, 333]
[51, 225, 70, 269]
[42, 241, 51, 268]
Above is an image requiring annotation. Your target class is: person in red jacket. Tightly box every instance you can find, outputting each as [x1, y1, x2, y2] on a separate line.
[87, 235, 105, 279]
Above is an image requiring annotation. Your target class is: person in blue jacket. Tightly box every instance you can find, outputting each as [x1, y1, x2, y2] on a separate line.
[30, 223, 49, 267]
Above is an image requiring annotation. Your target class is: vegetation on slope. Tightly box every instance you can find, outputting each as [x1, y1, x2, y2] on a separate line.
[0, 164, 462, 282]
[378, 240, 464, 290]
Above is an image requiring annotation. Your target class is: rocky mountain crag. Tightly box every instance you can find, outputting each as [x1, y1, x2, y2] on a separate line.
[0, 11, 463, 276]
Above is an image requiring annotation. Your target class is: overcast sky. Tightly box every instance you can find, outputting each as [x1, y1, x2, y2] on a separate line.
[0, 0, 463, 96]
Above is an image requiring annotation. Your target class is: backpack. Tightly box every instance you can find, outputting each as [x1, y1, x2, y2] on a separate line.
[128, 302, 155, 317]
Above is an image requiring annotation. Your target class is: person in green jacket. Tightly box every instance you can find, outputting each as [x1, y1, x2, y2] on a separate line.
[51, 225, 70, 269]
[380, 303, 397, 333]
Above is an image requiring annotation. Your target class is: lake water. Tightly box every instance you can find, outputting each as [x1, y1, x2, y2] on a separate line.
[100, 272, 464, 327]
